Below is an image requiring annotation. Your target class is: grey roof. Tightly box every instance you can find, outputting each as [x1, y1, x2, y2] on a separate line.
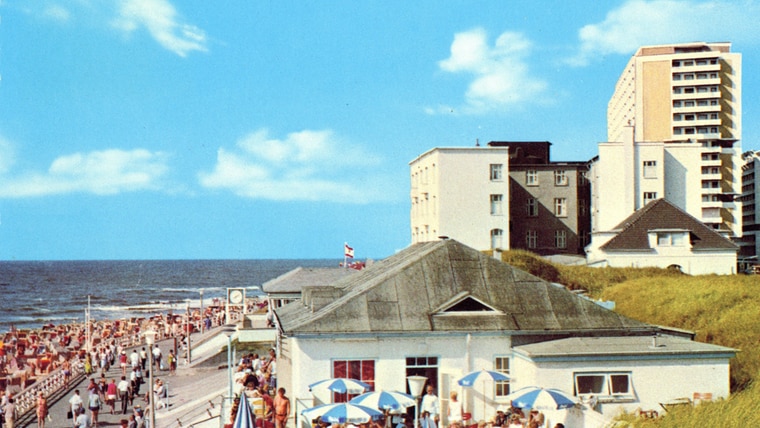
[601, 199, 738, 252]
[513, 335, 736, 360]
[262, 267, 358, 294]
[277, 239, 652, 335]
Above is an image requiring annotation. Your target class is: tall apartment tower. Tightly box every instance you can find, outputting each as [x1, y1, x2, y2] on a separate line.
[409, 147, 510, 251]
[596, 42, 742, 237]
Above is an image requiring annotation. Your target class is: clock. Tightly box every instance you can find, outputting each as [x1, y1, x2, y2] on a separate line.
[229, 289, 244, 304]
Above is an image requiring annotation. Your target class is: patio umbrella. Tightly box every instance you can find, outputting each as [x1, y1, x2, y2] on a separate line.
[349, 390, 416, 410]
[457, 370, 510, 419]
[457, 370, 510, 387]
[309, 378, 372, 394]
[301, 403, 384, 424]
[232, 394, 256, 428]
[504, 386, 577, 410]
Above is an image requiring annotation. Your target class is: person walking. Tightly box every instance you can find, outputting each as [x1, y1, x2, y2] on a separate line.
[106, 379, 118, 414]
[420, 385, 440, 426]
[88, 389, 101, 427]
[273, 388, 290, 428]
[3, 398, 15, 428]
[118, 376, 131, 414]
[36, 392, 48, 428]
[69, 390, 84, 420]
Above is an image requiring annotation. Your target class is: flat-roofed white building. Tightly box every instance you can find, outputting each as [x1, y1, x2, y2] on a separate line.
[409, 147, 510, 250]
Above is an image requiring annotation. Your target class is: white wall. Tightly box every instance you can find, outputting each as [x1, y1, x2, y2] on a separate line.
[288, 334, 512, 427]
[512, 354, 731, 421]
[601, 250, 736, 275]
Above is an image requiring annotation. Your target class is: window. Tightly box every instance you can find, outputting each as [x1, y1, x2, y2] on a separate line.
[643, 192, 657, 205]
[575, 372, 633, 400]
[333, 360, 375, 402]
[554, 170, 568, 186]
[494, 357, 510, 397]
[554, 198, 567, 217]
[490, 164, 504, 181]
[491, 229, 504, 249]
[526, 230, 537, 249]
[643, 160, 657, 178]
[554, 230, 567, 249]
[657, 232, 686, 247]
[490, 194, 503, 215]
[526, 170, 538, 186]
[526, 198, 538, 217]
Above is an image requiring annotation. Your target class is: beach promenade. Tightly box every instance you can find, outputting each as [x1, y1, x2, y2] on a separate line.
[28, 327, 232, 428]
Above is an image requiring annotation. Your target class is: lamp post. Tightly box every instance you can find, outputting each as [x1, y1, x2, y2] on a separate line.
[186, 302, 191, 364]
[144, 330, 157, 428]
[222, 324, 236, 398]
[199, 288, 204, 334]
[407, 375, 427, 428]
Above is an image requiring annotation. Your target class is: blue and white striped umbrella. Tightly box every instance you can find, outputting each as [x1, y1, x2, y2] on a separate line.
[457, 369, 510, 387]
[232, 394, 256, 428]
[301, 403, 384, 424]
[505, 386, 577, 410]
[349, 390, 416, 410]
[309, 378, 372, 394]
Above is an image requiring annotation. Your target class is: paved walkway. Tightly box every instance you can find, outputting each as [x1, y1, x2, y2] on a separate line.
[35, 327, 232, 428]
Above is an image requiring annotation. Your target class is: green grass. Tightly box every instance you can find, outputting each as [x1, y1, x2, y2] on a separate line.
[494, 250, 760, 427]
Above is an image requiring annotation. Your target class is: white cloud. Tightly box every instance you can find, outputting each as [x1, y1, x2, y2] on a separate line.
[43, 5, 71, 23]
[569, 0, 760, 66]
[112, 0, 207, 57]
[434, 28, 547, 114]
[0, 149, 170, 198]
[199, 129, 392, 204]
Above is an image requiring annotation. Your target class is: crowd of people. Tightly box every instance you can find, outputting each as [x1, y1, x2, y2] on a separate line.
[0, 299, 239, 428]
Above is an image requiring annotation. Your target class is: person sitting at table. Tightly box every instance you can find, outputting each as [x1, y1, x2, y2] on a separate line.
[447, 391, 463, 428]
[493, 410, 507, 427]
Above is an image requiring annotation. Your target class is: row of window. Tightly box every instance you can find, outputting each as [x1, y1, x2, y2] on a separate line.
[673, 113, 719, 121]
[672, 58, 718, 67]
[524, 229, 568, 249]
[332, 357, 631, 402]
[672, 85, 719, 94]
[491, 164, 588, 187]
[411, 164, 436, 187]
[672, 72, 718, 81]
[674, 126, 719, 135]
[672, 99, 719, 108]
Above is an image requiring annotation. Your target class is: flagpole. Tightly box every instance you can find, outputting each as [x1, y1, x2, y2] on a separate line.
[344, 242, 348, 269]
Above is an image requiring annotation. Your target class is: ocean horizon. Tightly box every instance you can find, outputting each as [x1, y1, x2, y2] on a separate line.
[0, 258, 340, 332]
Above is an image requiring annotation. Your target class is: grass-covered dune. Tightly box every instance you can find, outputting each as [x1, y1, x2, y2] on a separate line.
[492, 250, 760, 427]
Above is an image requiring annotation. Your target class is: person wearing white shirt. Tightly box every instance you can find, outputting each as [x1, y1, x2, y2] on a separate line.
[447, 391, 463, 427]
[69, 390, 84, 418]
[420, 385, 440, 424]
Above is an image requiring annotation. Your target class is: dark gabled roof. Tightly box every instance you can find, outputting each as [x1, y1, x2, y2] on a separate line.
[601, 199, 738, 252]
[277, 240, 651, 335]
[262, 267, 358, 294]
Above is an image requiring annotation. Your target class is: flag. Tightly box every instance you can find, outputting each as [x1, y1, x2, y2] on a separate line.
[344, 243, 354, 258]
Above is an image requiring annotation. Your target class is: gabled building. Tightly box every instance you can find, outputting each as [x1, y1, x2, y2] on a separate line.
[274, 239, 734, 427]
[262, 267, 359, 309]
[586, 199, 738, 274]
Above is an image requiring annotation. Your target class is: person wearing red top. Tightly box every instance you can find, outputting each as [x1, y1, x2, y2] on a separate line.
[106, 378, 118, 414]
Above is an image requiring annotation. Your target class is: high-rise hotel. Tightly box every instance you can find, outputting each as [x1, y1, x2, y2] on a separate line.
[593, 42, 742, 239]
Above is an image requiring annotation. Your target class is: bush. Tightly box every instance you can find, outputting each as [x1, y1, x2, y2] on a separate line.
[498, 250, 561, 283]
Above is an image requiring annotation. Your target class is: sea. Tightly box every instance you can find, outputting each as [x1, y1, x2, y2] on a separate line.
[0, 259, 339, 333]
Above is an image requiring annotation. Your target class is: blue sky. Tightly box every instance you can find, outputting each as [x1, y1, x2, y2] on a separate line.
[1, 0, 759, 260]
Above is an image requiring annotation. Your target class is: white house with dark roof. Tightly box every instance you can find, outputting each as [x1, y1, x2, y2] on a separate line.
[586, 199, 738, 274]
[262, 267, 359, 309]
[273, 239, 735, 428]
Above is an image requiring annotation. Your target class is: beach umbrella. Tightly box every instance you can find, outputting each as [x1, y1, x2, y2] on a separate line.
[301, 403, 384, 424]
[309, 378, 371, 394]
[457, 370, 510, 419]
[457, 370, 510, 387]
[504, 386, 577, 410]
[349, 390, 416, 410]
[232, 394, 256, 428]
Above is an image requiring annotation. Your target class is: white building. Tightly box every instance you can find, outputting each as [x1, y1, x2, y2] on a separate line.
[596, 42, 742, 239]
[739, 151, 760, 262]
[586, 199, 738, 274]
[409, 147, 510, 251]
[273, 239, 735, 428]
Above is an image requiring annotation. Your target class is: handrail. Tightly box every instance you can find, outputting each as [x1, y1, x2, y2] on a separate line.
[14, 359, 85, 417]
[173, 396, 222, 428]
